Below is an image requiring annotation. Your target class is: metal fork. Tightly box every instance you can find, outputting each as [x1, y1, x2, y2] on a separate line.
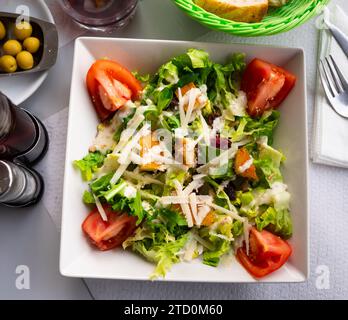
[319, 55, 348, 118]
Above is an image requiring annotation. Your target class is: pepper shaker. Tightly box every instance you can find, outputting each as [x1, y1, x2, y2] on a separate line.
[0, 92, 49, 165]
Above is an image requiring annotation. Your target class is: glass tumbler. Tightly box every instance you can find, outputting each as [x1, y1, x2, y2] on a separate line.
[58, 0, 139, 31]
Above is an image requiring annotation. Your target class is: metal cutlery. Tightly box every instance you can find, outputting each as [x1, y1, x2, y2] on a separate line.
[319, 55, 348, 118]
[324, 15, 348, 59]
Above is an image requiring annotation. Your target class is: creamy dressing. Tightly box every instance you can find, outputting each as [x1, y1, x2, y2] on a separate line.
[212, 117, 224, 133]
[142, 201, 151, 211]
[118, 101, 135, 118]
[124, 185, 137, 199]
[228, 90, 247, 117]
[238, 158, 253, 173]
[251, 182, 291, 210]
[90, 116, 121, 154]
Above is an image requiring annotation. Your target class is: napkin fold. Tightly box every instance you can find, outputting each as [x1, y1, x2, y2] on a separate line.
[312, 5, 348, 168]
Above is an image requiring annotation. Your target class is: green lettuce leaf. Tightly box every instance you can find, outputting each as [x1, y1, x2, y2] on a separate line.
[132, 71, 151, 83]
[89, 176, 148, 225]
[165, 167, 189, 190]
[156, 87, 174, 112]
[74, 152, 105, 181]
[232, 220, 244, 238]
[255, 138, 285, 187]
[82, 190, 95, 204]
[245, 111, 280, 144]
[90, 173, 113, 196]
[255, 207, 293, 239]
[128, 191, 144, 225]
[160, 113, 180, 131]
[158, 61, 179, 85]
[126, 207, 189, 279]
[145, 207, 188, 240]
[132, 233, 189, 279]
[203, 239, 230, 267]
[208, 161, 235, 180]
[187, 48, 212, 69]
[204, 176, 231, 207]
[208, 53, 246, 110]
[255, 158, 283, 187]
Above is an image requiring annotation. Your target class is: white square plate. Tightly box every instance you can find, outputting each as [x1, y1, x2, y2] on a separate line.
[60, 37, 309, 282]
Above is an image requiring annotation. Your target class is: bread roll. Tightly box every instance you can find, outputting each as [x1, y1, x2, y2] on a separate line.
[195, 0, 269, 23]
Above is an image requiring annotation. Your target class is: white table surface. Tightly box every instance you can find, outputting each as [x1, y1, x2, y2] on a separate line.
[1, 0, 348, 300]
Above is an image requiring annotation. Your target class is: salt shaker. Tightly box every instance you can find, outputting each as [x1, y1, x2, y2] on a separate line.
[0, 160, 44, 207]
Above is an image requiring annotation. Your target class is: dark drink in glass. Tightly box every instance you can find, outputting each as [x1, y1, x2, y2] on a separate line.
[59, 0, 138, 30]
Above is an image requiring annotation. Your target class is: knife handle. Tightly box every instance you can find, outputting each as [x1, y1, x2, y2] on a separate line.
[327, 22, 348, 58]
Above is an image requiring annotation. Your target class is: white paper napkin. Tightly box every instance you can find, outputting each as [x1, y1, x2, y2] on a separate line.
[35, 108, 69, 231]
[312, 5, 348, 168]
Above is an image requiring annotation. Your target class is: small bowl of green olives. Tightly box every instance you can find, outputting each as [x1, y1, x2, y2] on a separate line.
[0, 13, 58, 77]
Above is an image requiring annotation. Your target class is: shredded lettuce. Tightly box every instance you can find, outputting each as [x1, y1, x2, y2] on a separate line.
[125, 207, 189, 278]
[133, 233, 189, 279]
[246, 111, 280, 144]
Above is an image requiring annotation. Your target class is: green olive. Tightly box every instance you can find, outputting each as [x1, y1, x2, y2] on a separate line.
[16, 51, 34, 70]
[0, 55, 17, 73]
[3, 40, 22, 56]
[0, 21, 6, 40]
[14, 21, 32, 41]
[23, 37, 40, 54]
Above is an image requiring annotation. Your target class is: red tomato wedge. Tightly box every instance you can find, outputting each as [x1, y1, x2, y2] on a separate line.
[82, 206, 137, 251]
[241, 58, 296, 117]
[237, 227, 292, 278]
[86, 60, 143, 121]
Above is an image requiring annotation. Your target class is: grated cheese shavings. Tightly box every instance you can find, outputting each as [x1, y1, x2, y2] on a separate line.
[207, 202, 244, 222]
[93, 194, 108, 222]
[173, 179, 193, 227]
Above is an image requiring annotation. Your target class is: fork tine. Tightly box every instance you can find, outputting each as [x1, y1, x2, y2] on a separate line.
[319, 62, 334, 100]
[320, 60, 336, 97]
[329, 55, 348, 90]
[325, 56, 344, 93]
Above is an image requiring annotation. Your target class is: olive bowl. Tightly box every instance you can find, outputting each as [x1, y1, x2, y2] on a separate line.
[0, 12, 58, 77]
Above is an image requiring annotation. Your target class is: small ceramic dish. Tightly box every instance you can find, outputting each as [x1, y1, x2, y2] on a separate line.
[0, 12, 58, 77]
